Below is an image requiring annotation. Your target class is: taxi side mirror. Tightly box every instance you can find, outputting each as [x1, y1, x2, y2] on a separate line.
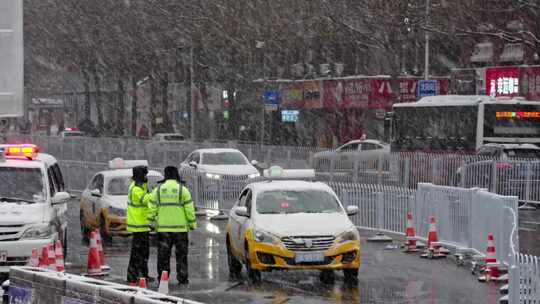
[346, 205, 358, 216]
[250, 160, 258, 166]
[235, 206, 249, 217]
[189, 161, 198, 168]
[90, 189, 102, 197]
[52, 192, 70, 205]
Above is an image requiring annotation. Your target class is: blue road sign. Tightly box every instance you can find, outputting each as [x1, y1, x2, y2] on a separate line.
[418, 80, 438, 98]
[263, 90, 281, 106]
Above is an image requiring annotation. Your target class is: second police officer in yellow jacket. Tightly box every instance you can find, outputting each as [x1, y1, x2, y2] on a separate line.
[148, 166, 197, 285]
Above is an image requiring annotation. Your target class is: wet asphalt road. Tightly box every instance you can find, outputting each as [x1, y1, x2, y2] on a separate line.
[62, 197, 534, 304]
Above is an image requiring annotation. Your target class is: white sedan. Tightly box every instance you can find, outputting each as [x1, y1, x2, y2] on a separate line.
[180, 148, 260, 180]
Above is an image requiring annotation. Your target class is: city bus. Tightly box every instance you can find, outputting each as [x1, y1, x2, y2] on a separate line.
[386, 95, 540, 153]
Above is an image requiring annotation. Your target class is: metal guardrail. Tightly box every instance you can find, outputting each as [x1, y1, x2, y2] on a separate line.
[7, 266, 203, 304]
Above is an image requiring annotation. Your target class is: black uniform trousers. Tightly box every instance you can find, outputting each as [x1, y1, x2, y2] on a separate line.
[126, 232, 150, 283]
[157, 232, 189, 283]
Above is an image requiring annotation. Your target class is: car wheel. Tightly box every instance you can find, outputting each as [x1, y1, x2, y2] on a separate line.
[226, 236, 242, 279]
[319, 270, 335, 285]
[80, 209, 89, 245]
[99, 215, 113, 246]
[245, 242, 261, 284]
[343, 268, 359, 285]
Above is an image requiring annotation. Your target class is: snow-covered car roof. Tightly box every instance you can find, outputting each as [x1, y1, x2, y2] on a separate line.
[99, 168, 163, 179]
[248, 180, 335, 194]
[193, 148, 244, 154]
[0, 152, 57, 168]
[341, 139, 387, 146]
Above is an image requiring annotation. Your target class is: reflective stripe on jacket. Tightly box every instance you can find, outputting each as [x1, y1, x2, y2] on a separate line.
[147, 179, 197, 232]
[126, 181, 151, 232]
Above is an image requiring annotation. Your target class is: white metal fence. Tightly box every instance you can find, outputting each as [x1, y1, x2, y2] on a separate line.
[8, 134, 540, 205]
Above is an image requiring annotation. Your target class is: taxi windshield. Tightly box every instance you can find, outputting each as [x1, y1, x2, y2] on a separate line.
[256, 190, 342, 214]
[106, 175, 161, 195]
[201, 152, 247, 165]
[0, 167, 44, 203]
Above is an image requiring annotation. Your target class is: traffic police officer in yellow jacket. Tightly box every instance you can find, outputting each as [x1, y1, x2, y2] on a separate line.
[148, 166, 197, 284]
[126, 165, 153, 284]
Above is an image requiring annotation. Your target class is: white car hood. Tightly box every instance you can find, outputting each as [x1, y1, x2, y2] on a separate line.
[198, 164, 258, 176]
[254, 213, 354, 237]
[104, 195, 128, 210]
[0, 202, 47, 224]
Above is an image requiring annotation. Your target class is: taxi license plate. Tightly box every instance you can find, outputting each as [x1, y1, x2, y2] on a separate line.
[295, 252, 324, 263]
[0, 251, 7, 263]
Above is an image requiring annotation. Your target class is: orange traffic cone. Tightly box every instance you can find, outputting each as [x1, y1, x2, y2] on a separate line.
[479, 233, 500, 282]
[38, 245, 49, 268]
[403, 212, 418, 253]
[29, 248, 39, 267]
[420, 216, 446, 259]
[47, 243, 56, 270]
[55, 240, 65, 272]
[95, 231, 110, 271]
[84, 231, 106, 276]
[138, 277, 147, 289]
[158, 271, 169, 295]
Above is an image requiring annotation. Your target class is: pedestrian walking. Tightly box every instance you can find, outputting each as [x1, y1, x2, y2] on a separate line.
[126, 165, 153, 284]
[148, 166, 197, 284]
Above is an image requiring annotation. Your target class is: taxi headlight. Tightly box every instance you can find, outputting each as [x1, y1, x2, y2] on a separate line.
[335, 228, 360, 244]
[21, 225, 53, 240]
[108, 206, 126, 217]
[253, 228, 281, 245]
[205, 173, 221, 180]
[248, 173, 260, 179]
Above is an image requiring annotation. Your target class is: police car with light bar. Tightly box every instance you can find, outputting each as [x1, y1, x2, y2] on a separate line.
[79, 158, 163, 245]
[226, 166, 361, 284]
[0, 144, 70, 273]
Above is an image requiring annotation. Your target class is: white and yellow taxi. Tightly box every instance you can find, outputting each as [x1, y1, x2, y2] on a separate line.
[226, 167, 360, 284]
[79, 158, 163, 244]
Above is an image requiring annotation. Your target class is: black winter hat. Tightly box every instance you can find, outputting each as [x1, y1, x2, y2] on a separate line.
[163, 166, 180, 181]
[132, 165, 148, 184]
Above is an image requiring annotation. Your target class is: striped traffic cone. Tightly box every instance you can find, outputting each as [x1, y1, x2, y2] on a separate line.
[38, 245, 49, 268]
[95, 231, 111, 271]
[29, 248, 39, 267]
[54, 240, 65, 272]
[158, 271, 169, 295]
[138, 277, 147, 289]
[47, 244, 56, 270]
[402, 212, 418, 253]
[84, 231, 107, 277]
[420, 216, 446, 259]
[478, 233, 500, 282]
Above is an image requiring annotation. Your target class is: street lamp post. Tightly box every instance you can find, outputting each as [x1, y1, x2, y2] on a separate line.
[256, 41, 266, 146]
[424, 0, 430, 80]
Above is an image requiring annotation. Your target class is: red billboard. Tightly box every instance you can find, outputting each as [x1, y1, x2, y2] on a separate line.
[485, 67, 520, 97]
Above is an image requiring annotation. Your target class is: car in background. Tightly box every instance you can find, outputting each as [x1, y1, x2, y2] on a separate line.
[79, 158, 163, 245]
[179, 148, 260, 204]
[226, 166, 360, 284]
[456, 143, 540, 198]
[180, 148, 260, 179]
[311, 139, 390, 173]
[153, 133, 185, 142]
[59, 128, 85, 138]
[0, 144, 71, 273]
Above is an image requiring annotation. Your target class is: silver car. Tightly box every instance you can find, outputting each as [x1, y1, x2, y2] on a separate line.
[311, 139, 390, 172]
